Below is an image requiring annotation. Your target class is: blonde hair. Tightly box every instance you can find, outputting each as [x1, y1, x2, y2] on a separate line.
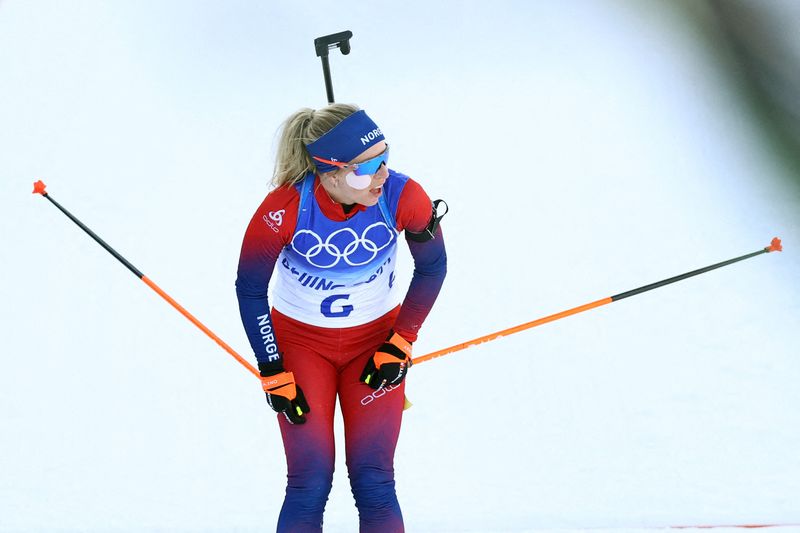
[272, 103, 360, 187]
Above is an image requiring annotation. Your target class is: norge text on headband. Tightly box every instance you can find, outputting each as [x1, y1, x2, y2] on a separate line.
[306, 110, 385, 173]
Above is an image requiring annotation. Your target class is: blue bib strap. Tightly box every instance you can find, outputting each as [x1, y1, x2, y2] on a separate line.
[296, 173, 316, 223]
[297, 172, 396, 229]
[377, 194, 396, 229]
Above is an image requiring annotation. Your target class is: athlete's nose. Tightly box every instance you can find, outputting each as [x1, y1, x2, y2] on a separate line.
[375, 162, 389, 181]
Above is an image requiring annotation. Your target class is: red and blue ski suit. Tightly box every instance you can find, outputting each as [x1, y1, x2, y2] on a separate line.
[236, 169, 446, 532]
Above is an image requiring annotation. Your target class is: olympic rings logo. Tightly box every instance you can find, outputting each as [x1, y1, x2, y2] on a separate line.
[290, 222, 396, 268]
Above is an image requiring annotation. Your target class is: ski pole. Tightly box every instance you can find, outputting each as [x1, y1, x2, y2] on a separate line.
[314, 30, 353, 104]
[32, 180, 260, 379]
[412, 237, 783, 366]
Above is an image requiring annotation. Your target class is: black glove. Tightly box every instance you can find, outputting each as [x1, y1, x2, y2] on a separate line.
[359, 331, 413, 390]
[259, 363, 310, 425]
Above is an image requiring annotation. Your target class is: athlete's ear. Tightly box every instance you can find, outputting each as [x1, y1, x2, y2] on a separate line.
[322, 171, 338, 187]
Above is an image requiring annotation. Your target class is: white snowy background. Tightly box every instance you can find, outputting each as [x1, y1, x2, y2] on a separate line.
[1, 1, 798, 532]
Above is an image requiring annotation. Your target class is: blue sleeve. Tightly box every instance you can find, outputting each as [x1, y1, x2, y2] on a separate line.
[393, 226, 447, 342]
[235, 191, 296, 370]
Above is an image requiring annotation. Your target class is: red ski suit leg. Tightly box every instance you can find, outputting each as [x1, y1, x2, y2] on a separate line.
[272, 307, 405, 533]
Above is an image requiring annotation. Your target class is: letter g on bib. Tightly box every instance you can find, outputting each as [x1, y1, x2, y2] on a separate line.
[321, 294, 354, 317]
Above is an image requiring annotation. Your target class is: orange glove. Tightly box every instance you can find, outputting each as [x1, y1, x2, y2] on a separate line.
[359, 331, 412, 390]
[260, 366, 310, 424]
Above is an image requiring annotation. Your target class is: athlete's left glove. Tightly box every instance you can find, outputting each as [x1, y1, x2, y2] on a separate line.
[359, 331, 413, 390]
[259, 363, 310, 425]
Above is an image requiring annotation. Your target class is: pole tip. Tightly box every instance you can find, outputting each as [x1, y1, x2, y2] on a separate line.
[32, 180, 47, 195]
[403, 395, 413, 411]
[766, 237, 782, 253]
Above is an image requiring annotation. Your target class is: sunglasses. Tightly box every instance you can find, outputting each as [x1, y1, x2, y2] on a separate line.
[313, 145, 390, 190]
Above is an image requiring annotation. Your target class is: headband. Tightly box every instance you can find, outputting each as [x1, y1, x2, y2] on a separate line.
[305, 110, 385, 173]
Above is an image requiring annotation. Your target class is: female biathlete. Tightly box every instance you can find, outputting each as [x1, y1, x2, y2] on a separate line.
[235, 104, 447, 532]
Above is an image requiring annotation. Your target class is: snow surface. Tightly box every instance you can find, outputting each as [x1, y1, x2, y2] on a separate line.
[1, 1, 798, 532]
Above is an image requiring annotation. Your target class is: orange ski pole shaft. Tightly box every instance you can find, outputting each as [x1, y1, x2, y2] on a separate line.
[140, 276, 259, 378]
[412, 237, 783, 366]
[32, 180, 260, 379]
[413, 298, 612, 365]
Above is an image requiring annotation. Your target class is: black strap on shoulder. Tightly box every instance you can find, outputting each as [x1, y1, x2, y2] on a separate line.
[406, 199, 448, 242]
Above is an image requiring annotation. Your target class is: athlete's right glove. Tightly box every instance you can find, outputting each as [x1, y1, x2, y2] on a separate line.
[259, 363, 310, 425]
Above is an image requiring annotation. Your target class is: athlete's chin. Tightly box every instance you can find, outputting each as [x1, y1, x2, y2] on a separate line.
[359, 187, 383, 206]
